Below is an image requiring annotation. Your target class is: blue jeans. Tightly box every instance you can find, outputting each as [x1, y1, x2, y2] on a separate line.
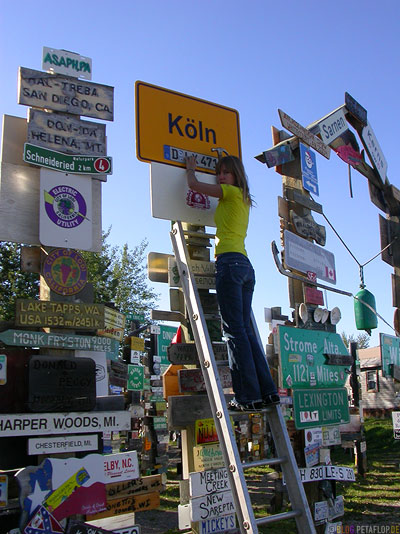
[215, 252, 277, 404]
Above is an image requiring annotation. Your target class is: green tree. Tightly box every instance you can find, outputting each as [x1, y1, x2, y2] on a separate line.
[341, 331, 370, 349]
[0, 243, 39, 322]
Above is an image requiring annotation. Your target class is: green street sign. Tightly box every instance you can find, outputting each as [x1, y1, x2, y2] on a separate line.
[380, 333, 400, 377]
[127, 312, 145, 322]
[157, 325, 177, 365]
[127, 364, 144, 391]
[278, 325, 350, 389]
[293, 388, 350, 429]
[23, 143, 112, 174]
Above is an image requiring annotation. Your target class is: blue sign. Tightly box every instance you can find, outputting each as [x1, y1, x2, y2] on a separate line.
[300, 143, 319, 196]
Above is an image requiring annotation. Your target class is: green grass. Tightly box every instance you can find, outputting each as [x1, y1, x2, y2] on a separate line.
[159, 418, 400, 533]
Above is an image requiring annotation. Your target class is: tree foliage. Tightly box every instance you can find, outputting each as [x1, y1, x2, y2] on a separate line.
[341, 331, 370, 349]
[0, 231, 159, 322]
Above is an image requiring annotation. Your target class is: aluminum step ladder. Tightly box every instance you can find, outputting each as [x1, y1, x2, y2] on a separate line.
[170, 221, 316, 534]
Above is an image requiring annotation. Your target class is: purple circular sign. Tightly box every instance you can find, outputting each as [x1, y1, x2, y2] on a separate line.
[45, 185, 87, 228]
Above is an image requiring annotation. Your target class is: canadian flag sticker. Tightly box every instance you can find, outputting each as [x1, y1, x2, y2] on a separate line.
[325, 266, 336, 282]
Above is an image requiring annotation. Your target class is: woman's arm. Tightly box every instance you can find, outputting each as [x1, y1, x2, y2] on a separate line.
[185, 156, 223, 199]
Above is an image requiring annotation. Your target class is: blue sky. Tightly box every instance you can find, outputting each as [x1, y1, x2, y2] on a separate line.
[1, 0, 400, 349]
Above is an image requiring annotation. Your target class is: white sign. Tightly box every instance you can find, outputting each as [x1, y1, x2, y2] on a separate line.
[362, 122, 388, 181]
[113, 527, 141, 534]
[39, 168, 92, 250]
[284, 230, 336, 284]
[189, 468, 231, 497]
[200, 514, 236, 534]
[304, 427, 322, 447]
[0, 411, 130, 436]
[296, 465, 355, 483]
[50, 450, 139, 489]
[76, 351, 109, 396]
[28, 434, 98, 455]
[190, 490, 235, 522]
[150, 162, 218, 226]
[392, 411, 400, 439]
[314, 500, 329, 521]
[318, 107, 348, 146]
[42, 46, 92, 79]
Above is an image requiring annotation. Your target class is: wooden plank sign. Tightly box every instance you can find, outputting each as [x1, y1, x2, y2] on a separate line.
[168, 342, 227, 364]
[18, 67, 114, 121]
[324, 354, 354, 366]
[15, 299, 105, 329]
[106, 475, 163, 500]
[290, 211, 326, 246]
[87, 491, 160, 520]
[27, 109, 107, 156]
[278, 109, 330, 159]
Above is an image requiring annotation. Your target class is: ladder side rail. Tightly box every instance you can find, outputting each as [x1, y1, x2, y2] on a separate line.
[170, 221, 258, 534]
[250, 313, 317, 534]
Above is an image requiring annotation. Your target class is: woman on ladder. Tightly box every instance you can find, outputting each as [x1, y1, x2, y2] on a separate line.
[185, 155, 279, 411]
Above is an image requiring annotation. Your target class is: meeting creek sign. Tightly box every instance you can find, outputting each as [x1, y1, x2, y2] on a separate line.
[278, 325, 350, 389]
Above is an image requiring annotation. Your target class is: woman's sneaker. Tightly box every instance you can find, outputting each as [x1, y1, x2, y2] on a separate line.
[262, 393, 280, 407]
[228, 399, 263, 412]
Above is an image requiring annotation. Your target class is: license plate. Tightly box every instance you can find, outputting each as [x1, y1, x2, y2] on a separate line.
[164, 145, 217, 171]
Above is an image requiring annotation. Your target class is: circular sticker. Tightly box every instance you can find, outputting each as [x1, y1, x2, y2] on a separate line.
[94, 158, 111, 173]
[43, 248, 87, 295]
[45, 185, 87, 228]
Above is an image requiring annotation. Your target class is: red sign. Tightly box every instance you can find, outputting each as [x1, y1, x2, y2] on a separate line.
[94, 158, 111, 173]
[305, 286, 324, 306]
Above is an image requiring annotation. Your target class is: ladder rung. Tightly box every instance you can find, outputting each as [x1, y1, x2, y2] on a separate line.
[215, 359, 228, 366]
[256, 509, 302, 525]
[242, 457, 286, 470]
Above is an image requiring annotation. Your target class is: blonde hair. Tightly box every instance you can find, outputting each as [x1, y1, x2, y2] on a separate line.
[215, 156, 253, 206]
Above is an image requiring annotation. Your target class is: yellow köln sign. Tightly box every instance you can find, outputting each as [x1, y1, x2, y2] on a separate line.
[135, 81, 241, 174]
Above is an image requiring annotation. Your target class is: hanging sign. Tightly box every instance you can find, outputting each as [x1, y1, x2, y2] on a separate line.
[42, 247, 87, 295]
[18, 67, 114, 121]
[136, 81, 241, 174]
[27, 109, 106, 156]
[42, 47, 92, 79]
[39, 169, 92, 250]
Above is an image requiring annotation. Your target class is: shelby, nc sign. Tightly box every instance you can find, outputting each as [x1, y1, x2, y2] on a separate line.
[278, 325, 350, 389]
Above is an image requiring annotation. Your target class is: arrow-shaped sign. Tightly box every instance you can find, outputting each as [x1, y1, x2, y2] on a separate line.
[279, 109, 331, 159]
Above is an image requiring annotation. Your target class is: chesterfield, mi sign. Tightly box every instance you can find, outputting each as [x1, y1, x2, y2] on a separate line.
[278, 325, 350, 389]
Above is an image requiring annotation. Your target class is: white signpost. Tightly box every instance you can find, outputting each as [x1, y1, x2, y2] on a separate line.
[317, 107, 348, 146]
[284, 230, 336, 284]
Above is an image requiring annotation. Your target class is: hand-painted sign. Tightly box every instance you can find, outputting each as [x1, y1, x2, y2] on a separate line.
[27, 109, 106, 156]
[0, 411, 130, 436]
[136, 81, 241, 174]
[380, 333, 400, 377]
[0, 329, 119, 352]
[40, 169, 92, 250]
[190, 490, 235, 522]
[300, 143, 319, 196]
[42, 47, 92, 79]
[194, 444, 225, 471]
[28, 434, 98, 455]
[24, 143, 112, 175]
[28, 355, 96, 412]
[189, 468, 230, 497]
[106, 474, 163, 500]
[18, 67, 113, 121]
[16, 299, 104, 329]
[50, 482, 107, 520]
[87, 491, 160, 520]
[278, 325, 349, 388]
[195, 418, 219, 445]
[199, 514, 236, 534]
[317, 107, 348, 146]
[42, 247, 87, 295]
[97, 307, 126, 342]
[130, 336, 145, 351]
[278, 109, 330, 159]
[284, 230, 336, 284]
[293, 388, 350, 429]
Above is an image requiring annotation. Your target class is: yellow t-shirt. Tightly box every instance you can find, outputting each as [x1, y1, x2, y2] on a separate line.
[214, 184, 249, 256]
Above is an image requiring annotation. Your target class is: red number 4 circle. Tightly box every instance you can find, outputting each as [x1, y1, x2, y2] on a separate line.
[94, 158, 110, 173]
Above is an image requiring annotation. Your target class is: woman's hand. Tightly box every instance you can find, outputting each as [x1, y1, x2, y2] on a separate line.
[185, 155, 197, 172]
